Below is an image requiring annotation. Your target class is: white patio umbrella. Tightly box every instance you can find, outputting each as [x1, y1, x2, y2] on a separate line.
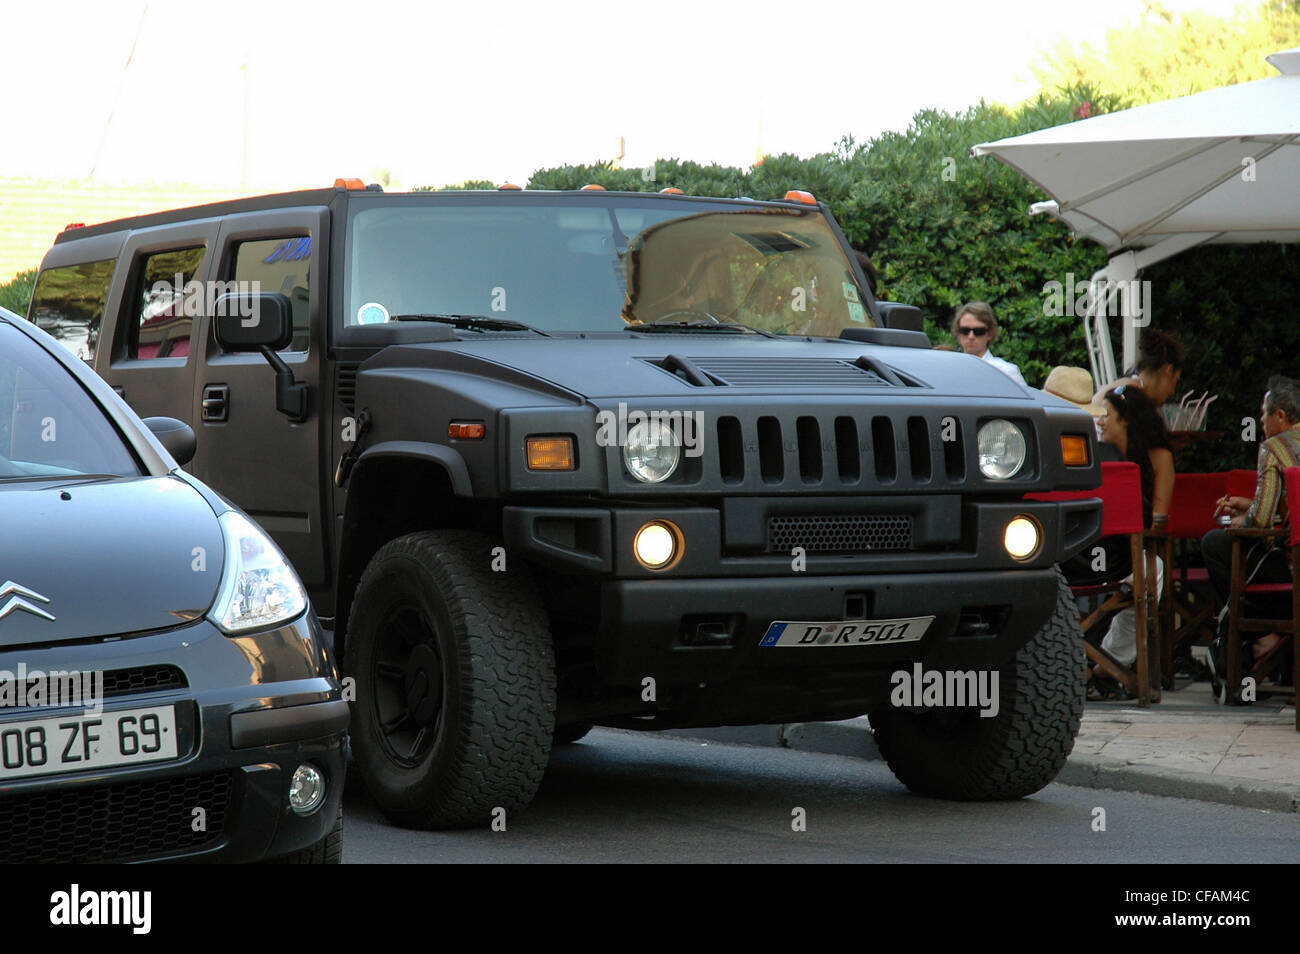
[972, 48, 1300, 384]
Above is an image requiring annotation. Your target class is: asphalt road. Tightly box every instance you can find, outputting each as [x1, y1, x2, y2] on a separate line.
[342, 729, 1300, 863]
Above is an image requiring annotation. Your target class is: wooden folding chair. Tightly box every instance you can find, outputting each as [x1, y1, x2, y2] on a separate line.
[1155, 472, 1228, 686]
[1031, 461, 1161, 705]
[1222, 465, 1300, 728]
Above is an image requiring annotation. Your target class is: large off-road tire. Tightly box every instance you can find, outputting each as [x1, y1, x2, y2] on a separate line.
[346, 530, 556, 829]
[870, 569, 1084, 800]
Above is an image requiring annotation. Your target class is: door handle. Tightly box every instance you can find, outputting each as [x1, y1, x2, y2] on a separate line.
[202, 384, 229, 422]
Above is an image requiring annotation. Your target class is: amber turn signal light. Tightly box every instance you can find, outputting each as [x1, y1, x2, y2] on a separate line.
[449, 421, 486, 440]
[526, 436, 575, 470]
[1060, 434, 1090, 466]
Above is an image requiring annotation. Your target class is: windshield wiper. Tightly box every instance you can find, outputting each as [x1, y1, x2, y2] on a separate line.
[392, 314, 551, 336]
[0, 473, 125, 484]
[627, 320, 779, 338]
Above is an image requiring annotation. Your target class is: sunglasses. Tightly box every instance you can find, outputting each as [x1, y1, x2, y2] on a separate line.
[957, 326, 989, 337]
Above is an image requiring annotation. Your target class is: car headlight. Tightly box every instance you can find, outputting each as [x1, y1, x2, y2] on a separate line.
[624, 420, 681, 483]
[209, 511, 308, 634]
[978, 419, 1028, 479]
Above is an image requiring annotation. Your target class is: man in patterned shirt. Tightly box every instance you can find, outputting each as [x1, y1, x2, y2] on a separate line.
[1202, 375, 1300, 661]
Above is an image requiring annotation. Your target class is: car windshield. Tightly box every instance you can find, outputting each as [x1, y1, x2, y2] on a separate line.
[0, 322, 142, 481]
[344, 196, 876, 335]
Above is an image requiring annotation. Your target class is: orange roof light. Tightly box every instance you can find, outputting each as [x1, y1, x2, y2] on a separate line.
[526, 436, 576, 471]
[334, 177, 366, 190]
[783, 190, 818, 205]
[448, 421, 487, 440]
[659, 187, 683, 195]
[498, 183, 522, 191]
[580, 183, 606, 191]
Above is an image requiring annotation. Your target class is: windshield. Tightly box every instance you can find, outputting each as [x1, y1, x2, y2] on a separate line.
[0, 323, 142, 481]
[344, 196, 875, 335]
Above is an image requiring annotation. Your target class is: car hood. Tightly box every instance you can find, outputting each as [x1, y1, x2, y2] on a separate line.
[361, 335, 1033, 402]
[0, 475, 225, 647]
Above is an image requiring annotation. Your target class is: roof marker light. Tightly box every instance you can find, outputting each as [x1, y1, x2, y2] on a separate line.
[783, 190, 818, 205]
[580, 184, 606, 191]
[659, 187, 683, 195]
[498, 183, 522, 190]
[333, 178, 366, 190]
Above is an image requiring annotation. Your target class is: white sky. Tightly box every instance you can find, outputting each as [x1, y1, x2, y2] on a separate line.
[0, 0, 1251, 190]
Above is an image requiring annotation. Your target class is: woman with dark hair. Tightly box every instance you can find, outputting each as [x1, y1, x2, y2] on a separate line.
[1089, 385, 1175, 697]
[1094, 329, 1184, 407]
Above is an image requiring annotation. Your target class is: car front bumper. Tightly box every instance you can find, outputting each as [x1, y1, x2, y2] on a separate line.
[0, 613, 347, 863]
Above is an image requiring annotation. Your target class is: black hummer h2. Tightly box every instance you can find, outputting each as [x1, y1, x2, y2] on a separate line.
[32, 182, 1103, 828]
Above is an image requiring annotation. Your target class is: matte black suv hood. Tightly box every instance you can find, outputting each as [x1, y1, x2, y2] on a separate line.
[0, 475, 225, 647]
[376, 335, 1031, 402]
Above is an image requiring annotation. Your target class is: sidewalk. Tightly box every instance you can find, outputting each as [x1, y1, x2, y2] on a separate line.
[668, 681, 1300, 812]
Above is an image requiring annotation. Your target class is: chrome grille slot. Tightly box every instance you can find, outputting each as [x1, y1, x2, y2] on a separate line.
[757, 417, 783, 483]
[717, 416, 745, 485]
[797, 416, 822, 484]
[871, 416, 896, 482]
[907, 416, 931, 483]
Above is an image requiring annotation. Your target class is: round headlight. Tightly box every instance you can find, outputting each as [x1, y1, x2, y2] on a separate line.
[624, 420, 681, 483]
[978, 419, 1028, 479]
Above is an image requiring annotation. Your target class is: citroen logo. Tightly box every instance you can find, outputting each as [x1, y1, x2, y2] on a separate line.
[0, 582, 55, 622]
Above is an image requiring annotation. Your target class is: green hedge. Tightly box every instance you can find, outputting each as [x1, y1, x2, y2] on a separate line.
[518, 87, 1300, 472]
[0, 269, 34, 315]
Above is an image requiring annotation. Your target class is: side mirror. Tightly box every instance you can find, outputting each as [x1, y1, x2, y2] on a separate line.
[142, 416, 196, 466]
[211, 292, 307, 423]
[213, 292, 293, 352]
[877, 302, 924, 332]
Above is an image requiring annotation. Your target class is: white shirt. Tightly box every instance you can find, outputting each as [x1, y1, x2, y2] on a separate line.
[979, 349, 1027, 387]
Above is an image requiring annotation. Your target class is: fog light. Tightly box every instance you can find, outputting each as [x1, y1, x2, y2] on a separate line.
[634, 520, 682, 570]
[289, 763, 326, 814]
[1004, 516, 1041, 560]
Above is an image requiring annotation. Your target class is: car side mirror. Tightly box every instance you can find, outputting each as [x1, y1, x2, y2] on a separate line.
[142, 416, 196, 466]
[213, 292, 294, 351]
[877, 302, 924, 332]
[211, 292, 307, 423]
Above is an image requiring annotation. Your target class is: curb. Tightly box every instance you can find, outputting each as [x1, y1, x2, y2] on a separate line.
[1054, 755, 1300, 813]
[665, 718, 1300, 813]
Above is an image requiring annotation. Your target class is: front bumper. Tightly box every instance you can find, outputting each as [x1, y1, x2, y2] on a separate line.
[0, 613, 347, 863]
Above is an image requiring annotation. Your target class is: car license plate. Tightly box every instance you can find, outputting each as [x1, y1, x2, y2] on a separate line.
[0, 705, 178, 781]
[759, 616, 934, 648]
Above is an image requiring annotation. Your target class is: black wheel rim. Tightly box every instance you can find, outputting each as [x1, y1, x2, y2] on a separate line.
[371, 602, 445, 766]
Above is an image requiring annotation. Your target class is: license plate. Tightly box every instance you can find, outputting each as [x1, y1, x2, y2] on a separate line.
[0, 705, 178, 781]
[759, 616, 934, 648]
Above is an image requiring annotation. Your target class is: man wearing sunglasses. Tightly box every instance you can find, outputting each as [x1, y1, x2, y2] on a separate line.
[951, 301, 1026, 387]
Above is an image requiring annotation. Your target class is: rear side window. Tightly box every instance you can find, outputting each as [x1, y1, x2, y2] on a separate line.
[133, 246, 206, 359]
[29, 259, 117, 362]
[231, 237, 311, 352]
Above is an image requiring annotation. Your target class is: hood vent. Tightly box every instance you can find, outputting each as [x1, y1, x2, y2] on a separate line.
[645, 355, 916, 388]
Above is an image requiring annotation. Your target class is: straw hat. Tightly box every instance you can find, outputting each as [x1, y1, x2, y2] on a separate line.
[1042, 366, 1107, 418]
